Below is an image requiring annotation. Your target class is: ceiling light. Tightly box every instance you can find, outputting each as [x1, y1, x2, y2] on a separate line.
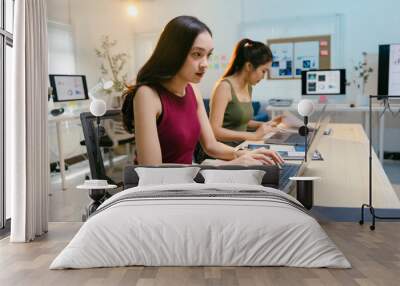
[128, 4, 138, 17]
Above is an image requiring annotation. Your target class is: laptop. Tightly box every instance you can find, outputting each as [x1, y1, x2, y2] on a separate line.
[278, 113, 331, 192]
[265, 104, 327, 146]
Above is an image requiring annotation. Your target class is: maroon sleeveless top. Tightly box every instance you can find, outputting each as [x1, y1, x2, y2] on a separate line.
[155, 84, 200, 164]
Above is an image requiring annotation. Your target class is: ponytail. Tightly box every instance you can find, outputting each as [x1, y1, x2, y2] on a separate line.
[223, 38, 273, 78]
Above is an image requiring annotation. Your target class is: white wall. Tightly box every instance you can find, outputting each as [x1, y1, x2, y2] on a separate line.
[47, 0, 87, 162]
[241, 0, 400, 103]
[46, 0, 71, 24]
[47, 0, 400, 153]
[67, 0, 242, 98]
[68, 0, 137, 90]
[240, 0, 400, 151]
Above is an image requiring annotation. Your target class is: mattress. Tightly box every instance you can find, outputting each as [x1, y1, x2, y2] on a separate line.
[50, 183, 350, 269]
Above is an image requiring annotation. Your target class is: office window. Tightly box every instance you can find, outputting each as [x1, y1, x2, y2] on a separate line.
[5, 0, 14, 33]
[5, 44, 11, 220]
[1, 0, 14, 231]
[48, 22, 76, 74]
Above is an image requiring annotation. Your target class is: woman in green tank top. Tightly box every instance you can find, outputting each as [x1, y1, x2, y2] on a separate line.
[209, 39, 283, 146]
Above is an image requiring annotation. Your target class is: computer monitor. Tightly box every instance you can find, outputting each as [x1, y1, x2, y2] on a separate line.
[301, 69, 346, 95]
[378, 44, 400, 96]
[49, 74, 89, 102]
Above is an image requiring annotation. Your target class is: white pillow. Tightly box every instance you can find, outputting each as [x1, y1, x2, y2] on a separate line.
[200, 169, 266, 185]
[135, 167, 200, 186]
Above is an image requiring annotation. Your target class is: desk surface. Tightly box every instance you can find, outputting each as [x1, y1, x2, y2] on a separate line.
[48, 112, 82, 123]
[243, 123, 400, 208]
[266, 102, 400, 112]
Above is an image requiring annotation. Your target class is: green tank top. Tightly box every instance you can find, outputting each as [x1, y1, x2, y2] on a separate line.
[221, 79, 254, 133]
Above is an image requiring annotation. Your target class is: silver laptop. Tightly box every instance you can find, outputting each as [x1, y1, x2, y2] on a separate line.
[279, 112, 331, 192]
[265, 104, 327, 146]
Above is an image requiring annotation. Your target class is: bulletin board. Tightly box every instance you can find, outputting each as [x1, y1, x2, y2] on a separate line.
[267, 35, 331, 80]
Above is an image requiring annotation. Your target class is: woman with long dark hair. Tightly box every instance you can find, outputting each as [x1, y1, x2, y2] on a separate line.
[122, 16, 283, 166]
[209, 39, 283, 146]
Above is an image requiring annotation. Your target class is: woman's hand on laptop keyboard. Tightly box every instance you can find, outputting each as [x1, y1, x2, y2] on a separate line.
[253, 124, 276, 140]
[236, 148, 285, 166]
[266, 115, 285, 127]
[249, 148, 285, 165]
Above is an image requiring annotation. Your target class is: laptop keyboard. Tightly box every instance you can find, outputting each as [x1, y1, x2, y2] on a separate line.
[270, 132, 285, 140]
[286, 133, 306, 145]
[279, 163, 301, 190]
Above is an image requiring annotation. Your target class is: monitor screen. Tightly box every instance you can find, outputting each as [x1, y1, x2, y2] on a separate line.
[378, 44, 400, 96]
[301, 69, 346, 95]
[49, 74, 89, 102]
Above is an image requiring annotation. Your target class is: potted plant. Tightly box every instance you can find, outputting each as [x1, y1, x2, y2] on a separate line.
[95, 35, 129, 108]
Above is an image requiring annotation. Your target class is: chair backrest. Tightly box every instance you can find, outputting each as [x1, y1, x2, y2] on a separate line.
[252, 101, 261, 116]
[203, 99, 210, 116]
[80, 110, 124, 184]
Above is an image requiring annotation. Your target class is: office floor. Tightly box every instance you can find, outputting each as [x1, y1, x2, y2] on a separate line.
[49, 154, 128, 222]
[1, 221, 400, 286]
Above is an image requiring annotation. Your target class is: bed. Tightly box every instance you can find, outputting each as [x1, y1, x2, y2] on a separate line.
[50, 165, 350, 269]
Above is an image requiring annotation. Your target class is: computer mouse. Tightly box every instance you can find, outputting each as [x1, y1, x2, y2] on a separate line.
[50, 108, 64, 116]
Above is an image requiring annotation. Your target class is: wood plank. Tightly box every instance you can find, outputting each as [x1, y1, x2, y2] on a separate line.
[1, 222, 400, 286]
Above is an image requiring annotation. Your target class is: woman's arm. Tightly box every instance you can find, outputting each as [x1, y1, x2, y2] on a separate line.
[209, 82, 262, 141]
[193, 85, 284, 165]
[248, 116, 285, 130]
[133, 86, 163, 165]
[194, 85, 237, 160]
[247, 119, 263, 129]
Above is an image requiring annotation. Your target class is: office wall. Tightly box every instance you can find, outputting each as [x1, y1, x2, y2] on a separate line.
[46, 0, 71, 24]
[47, 0, 400, 154]
[241, 0, 400, 152]
[53, 0, 400, 101]
[67, 0, 242, 98]
[241, 0, 400, 102]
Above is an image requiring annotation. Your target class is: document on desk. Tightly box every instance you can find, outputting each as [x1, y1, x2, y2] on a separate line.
[277, 112, 304, 129]
[247, 144, 323, 160]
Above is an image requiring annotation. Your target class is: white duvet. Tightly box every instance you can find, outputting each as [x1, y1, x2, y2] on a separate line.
[50, 183, 350, 269]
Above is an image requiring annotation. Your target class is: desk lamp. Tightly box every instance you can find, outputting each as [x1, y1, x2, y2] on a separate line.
[90, 99, 107, 171]
[88, 79, 113, 168]
[297, 99, 315, 162]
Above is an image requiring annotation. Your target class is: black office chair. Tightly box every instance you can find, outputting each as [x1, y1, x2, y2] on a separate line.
[80, 110, 135, 220]
[80, 109, 135, 184]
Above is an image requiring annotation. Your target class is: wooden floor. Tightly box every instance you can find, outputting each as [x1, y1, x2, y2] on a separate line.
[1, 222, 400, 286]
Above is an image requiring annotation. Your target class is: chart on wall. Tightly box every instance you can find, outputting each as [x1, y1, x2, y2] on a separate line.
[268, 35, 331, 80]
[270, 43, 294, 78]
[294, 41, 320, 77]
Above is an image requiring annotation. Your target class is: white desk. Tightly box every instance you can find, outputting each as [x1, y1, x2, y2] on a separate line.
[48, 112, 81, 190]
[242, 124, 400, 209]
[49, 111, 135, 190]
[266, 103, 400, 162]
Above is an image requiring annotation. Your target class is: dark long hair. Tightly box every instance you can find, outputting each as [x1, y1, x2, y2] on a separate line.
[121, 15, 212, 133]
[223, 38, 273, 78]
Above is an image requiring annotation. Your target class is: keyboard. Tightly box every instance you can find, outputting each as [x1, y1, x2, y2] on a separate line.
[279, 163, 301, 190]
[285, 133, 307, 145]
[270, 132, 286, 140]
[268, 98, 293, 107]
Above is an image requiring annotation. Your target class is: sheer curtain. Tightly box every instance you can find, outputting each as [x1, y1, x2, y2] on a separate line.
[7, 0, 49, 242]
